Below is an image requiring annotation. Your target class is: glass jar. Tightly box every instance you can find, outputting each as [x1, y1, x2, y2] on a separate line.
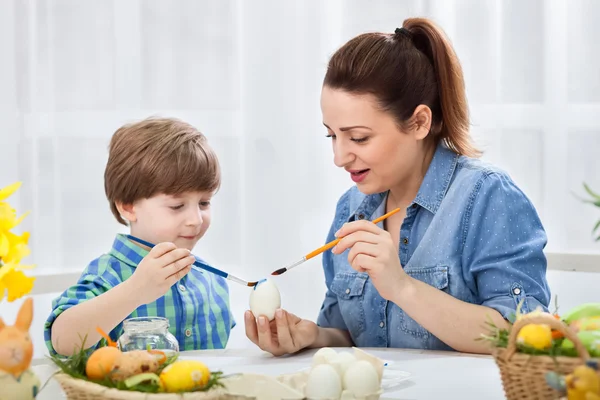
[117, 317, 179, 357]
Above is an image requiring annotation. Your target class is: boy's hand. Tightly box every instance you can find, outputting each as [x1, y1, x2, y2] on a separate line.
[127, 242, 196, 306]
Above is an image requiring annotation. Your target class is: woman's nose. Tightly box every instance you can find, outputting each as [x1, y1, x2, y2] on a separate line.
[333, 141, 354, 168]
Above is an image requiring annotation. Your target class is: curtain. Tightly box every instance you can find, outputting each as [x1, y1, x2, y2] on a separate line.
[1, 0, 599, 352]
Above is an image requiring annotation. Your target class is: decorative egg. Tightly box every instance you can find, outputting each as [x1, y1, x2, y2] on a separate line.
[249, 279, 281, 321]
[330, 351, 357, 378]
[111, 350, 160, 381]
[159, 360, 211, 392]
[86, 346, 122, 380]
[342, 360, 380, 397]
[311, 347, 339, 367]
[305, 364, 342, 399]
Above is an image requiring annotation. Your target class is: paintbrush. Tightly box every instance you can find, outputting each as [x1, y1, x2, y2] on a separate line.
[125, 234, 259, 287]
[270, 207, 401, 276]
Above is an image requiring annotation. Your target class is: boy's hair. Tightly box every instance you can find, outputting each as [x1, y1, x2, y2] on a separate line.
[104, 117, 221, 225]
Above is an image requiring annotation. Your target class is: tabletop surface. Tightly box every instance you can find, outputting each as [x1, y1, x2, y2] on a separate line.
[31, 347, 506, 399]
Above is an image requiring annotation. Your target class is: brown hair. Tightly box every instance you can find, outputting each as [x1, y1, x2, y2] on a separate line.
[104, 117, 221, 225]
[323, 17, 480, 157]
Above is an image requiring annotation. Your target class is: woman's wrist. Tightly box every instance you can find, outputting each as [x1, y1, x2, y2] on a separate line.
[390, 275, 418, 306]
[309, 326, 327, 348]
[309, 326, 352, 348]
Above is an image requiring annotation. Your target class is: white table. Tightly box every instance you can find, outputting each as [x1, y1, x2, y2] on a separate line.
[32, 347, 506, 399]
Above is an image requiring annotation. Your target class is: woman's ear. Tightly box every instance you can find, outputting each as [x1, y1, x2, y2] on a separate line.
[116, 202, 137, 223]
[412, 105, 433, 140]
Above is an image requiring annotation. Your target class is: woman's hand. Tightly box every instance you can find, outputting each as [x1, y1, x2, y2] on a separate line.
[332, 220, 410, 301]
[244, 309, 319, 356]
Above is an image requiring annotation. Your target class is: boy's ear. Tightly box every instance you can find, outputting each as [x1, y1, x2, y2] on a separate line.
[116, 202, 137, 223]
[15, 297, 33, 331]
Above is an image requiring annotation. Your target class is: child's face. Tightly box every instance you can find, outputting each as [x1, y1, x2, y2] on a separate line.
[122, 190, 213, 251]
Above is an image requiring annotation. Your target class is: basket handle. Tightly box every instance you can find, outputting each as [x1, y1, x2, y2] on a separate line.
[504, 313, 590, 360]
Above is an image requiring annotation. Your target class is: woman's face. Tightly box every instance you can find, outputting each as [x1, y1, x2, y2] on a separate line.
[320, 86, 430, 195]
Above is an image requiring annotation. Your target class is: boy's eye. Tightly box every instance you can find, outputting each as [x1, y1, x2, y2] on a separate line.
[170, 204, 184, 210]
[200, 201, 211, 208]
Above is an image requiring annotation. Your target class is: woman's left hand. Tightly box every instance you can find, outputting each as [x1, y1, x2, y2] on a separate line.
[331, 220, 410, 301]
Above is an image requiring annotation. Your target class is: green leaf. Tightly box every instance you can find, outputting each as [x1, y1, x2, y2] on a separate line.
[580, 199, 600, 207]
[593, 220, 600, 234]
[583, 182, 600, 200]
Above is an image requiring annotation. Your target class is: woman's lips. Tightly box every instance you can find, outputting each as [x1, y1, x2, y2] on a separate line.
[349, 169, 370, 183]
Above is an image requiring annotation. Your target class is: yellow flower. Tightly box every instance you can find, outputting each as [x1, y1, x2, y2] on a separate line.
[0, 231, 30, 264]
[0, 181, 22, 202]
[0, 181, 35, 303]
[0, 182, 30, 260]
[0, 202, 29, 234]
[0, 263, 36, 302]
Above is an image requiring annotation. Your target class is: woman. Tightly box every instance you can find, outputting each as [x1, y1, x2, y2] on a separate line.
[244, 17, 550, 355]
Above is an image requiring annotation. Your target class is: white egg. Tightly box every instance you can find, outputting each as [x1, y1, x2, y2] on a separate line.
[342, 360, 380, 397]
[305, 364, 342, 399]
[312, 347, 338, 366]
[330, 351, 356, 378]
[249, 279, 281, 321]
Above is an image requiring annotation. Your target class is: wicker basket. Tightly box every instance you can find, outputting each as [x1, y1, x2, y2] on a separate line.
[493, 313, 597, 400]
[53, 373, 241, 400]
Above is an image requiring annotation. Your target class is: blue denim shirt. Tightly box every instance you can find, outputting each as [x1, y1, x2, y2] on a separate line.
[316, 143, 551, 351]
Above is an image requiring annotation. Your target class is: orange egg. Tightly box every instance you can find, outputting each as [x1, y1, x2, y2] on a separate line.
[86, 346, 122, 380]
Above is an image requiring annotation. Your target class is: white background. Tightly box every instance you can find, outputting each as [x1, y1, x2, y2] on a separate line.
[0, 0, 599, 358]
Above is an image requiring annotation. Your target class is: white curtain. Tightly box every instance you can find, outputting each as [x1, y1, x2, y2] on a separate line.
[1, 0, 600, 352]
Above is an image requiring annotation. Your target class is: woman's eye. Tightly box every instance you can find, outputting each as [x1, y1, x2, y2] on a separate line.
[326, 134, 336, 139]
[170, 205, 184, 210]
[351, 137, 368, 143]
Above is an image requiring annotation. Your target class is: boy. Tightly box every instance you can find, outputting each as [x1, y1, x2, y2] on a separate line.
[44, 117, 234, 356]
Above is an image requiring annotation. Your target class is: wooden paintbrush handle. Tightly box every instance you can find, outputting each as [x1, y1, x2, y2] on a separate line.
[305, 238, 341, 260]
[304, 208, 401, 261]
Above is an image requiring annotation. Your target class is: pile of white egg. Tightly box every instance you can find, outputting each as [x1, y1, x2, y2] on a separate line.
[304, 348, 382, 400]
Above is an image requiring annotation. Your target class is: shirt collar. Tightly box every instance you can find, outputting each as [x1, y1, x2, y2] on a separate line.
[108, 233, 149, 267]
[350, 141, 459, 220]
[412, 141, 459, 214]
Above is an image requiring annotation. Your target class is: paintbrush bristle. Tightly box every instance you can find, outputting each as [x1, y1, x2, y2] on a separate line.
[271, 268, 286, 276]
[247, 281, 258, 287]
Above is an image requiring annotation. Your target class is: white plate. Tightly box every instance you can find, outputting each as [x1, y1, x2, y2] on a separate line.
[380, 363, 412, 391]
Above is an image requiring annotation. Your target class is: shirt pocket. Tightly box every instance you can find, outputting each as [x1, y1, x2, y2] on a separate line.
[330, 272, 368, 339]
[400, 266, 449, 338]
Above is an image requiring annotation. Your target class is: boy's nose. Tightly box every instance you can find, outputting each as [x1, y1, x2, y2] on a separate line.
[186, 209, 203, 226]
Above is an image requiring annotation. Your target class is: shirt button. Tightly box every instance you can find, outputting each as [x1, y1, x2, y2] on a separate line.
[345, 288, 351, 294]
[379, 321, 385, 328]
[358, 213, 365, 220]
[403, 238, 409, 245]
[179, 284, 186, 292]
[185, 329, 192, 337]
[412, 203, 418, 209]
[513, 288, 521, 295]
